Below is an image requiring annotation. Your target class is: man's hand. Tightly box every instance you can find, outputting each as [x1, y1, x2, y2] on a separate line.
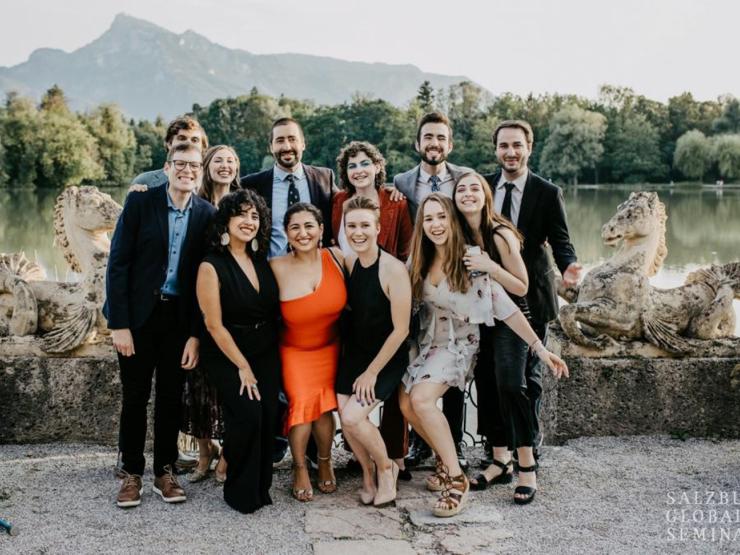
[562, 262, 583, 287]
[111, 329, 135, 357]
[181, 337, 200, 370]
[387, 187, 406, 203]
[128, 184, 148, 194]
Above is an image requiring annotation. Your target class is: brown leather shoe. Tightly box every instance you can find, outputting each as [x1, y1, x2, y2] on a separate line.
[117, 473, 143, 508]
[153, 465, 187, 503]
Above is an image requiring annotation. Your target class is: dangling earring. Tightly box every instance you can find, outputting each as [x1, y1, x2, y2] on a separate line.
[319, 238, 323, 249]
[251, 238, 259, 252]
[220, 232, 230, 246]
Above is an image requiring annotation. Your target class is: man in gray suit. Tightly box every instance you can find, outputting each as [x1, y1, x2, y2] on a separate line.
[132, 116, 208, 187]
[393, 111, 471, 221]
[393, 111, 472, 470]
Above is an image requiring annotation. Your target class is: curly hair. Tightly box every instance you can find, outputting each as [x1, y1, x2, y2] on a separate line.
[336, 141, 387, 194]
[208, 189, 271, 260]
[199, 145, 240, 205]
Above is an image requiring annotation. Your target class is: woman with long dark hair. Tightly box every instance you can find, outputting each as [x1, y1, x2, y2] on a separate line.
[196, 189, 279, 513]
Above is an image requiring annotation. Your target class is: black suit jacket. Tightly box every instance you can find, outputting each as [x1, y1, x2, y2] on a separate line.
[483, 170, 577, 325]
[103, 185, 216, 336]
[240, 164, 337, 247]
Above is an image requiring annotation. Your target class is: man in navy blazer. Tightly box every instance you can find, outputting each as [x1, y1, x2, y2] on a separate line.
[104, 143, 216, 508]
[240, 117, 336, 258]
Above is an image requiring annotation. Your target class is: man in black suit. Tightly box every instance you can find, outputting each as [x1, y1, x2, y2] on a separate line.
[105, 143, 216, 508]
[240, 117, 336, 258]
[240, 117, 337, 464]
[483, 120, 581, 455]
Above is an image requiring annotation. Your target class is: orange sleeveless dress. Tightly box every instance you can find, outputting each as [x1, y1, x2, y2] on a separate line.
[280, 249, 347, 430]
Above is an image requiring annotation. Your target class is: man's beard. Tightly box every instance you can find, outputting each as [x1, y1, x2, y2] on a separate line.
[421, 148, 447, 166]
[275, 149, 300, 168]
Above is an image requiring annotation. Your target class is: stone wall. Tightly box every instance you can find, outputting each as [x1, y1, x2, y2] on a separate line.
[543, 325, 740, 444]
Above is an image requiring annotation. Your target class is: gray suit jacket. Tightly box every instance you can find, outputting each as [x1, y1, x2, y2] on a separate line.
[392, 162, 472, 221]
[131, 168, 168, 188]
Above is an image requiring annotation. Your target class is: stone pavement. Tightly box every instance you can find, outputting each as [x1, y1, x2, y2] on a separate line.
[0, 436, 739, 554]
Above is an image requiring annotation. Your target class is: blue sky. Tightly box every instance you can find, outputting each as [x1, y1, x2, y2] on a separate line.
[1, 0, 737, 101]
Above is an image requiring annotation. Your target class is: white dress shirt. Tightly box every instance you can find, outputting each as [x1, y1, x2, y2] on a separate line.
[493, 170, 528, 227]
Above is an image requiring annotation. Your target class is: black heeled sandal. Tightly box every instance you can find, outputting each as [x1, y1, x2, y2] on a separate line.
[470, 458, 513, 491]
[513, 462, 538, 505]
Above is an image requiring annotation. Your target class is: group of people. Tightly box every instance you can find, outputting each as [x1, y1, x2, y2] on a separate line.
[104, 110, 581, 517]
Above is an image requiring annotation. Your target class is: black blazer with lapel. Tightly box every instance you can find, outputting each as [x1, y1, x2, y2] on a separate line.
[240, 164, 337, 247]
[103, 185, 216, 336]
[483, 170, 577, 325]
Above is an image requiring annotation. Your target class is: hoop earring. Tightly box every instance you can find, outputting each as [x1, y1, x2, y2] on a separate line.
[220, 232, 230, 246]
[251, 238, 259, 252]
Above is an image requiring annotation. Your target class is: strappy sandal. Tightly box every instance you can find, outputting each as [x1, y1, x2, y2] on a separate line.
[470, 458, 513, 491]
[425, 454, 446, 492]
[291, 463, 314, 502]
[316, 455, 337, 494]
[513, 462, 538, 505]
[373, 461, 399, 508]
[432, 466, 469, 518]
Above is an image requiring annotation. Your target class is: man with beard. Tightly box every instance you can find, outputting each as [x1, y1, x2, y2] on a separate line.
[393, 111, 472, 470]
[241, 117, 336, 258]
[240, 117, 337, 464]
[482, 120, 581, 460]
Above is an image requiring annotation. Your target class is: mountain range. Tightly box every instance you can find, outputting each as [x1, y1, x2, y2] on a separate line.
[0, 13, 474, 120]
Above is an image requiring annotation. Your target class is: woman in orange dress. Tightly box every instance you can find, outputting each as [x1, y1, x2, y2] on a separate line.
[269, 202, 347, 502]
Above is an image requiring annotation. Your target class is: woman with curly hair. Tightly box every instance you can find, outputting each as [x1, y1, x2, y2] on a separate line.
[196, 189, 280, 513]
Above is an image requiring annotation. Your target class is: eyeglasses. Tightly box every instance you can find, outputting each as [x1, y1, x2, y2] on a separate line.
[169, 160, 203, 171]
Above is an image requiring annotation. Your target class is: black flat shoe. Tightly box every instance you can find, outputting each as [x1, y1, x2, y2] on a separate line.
[513, 462, 538, 505]
[470, 459, 513, 491]
[397, 468, 412, 482]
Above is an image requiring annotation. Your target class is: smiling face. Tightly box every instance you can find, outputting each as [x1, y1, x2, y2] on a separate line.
[344, 208, 380, 254]
[208, 147, 238, 185]
[227, 203, 260, 244]
[270, 122, 305, 170]
[495, 127, 531, 178]
[346, 151, 379, 191]
[454, 174, 487, 216]
[165, 148, 203, 194]
[422, 199, 450, 246]
[416, 122, 453, 166]
[286, 210, 322, 253]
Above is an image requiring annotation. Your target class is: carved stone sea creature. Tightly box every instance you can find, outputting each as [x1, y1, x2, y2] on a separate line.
[559, 191, 740, 355]
[0, 186, 122, 353]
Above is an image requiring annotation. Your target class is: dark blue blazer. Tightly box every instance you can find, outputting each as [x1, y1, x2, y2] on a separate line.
[103, 185, 216, 336]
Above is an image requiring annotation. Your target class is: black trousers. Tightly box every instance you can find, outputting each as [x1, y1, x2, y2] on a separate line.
[118, 299, 187, 477]
[475, 323, 535, 449]
[527, 321, 548, 447]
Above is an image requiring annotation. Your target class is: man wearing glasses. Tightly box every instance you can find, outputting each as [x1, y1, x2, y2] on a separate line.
[104, 143, 216, 508]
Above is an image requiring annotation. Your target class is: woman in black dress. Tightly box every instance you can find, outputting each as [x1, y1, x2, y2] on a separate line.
[335, 196, 411, 507]
[196, 189, 280, 513]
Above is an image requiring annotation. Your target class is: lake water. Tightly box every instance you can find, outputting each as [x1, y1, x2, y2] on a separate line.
[0, 183, 738, 331]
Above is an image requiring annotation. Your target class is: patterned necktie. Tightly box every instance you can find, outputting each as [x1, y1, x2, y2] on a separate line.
[501, 182, 516, 222]
[286, 174, 300, 206]
[429, 174, 441, 192]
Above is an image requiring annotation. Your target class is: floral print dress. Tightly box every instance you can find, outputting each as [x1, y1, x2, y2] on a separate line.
[403, 272, 518, 392]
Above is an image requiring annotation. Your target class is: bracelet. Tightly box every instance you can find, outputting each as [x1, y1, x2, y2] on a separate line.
[528, 339, 546, 354]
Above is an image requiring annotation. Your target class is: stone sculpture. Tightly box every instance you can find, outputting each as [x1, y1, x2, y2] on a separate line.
[0, 186, 122, 353]
[559, 191, 740, 355]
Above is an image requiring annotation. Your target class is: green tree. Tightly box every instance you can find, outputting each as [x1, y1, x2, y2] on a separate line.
[1, 92, 41, 187]
[711, 134, 740, 181]
[673, 130, 712, 182]
[540, 105, 607, 184]
[35, 86, 103, 188]
[416, 81, 435, 112]
[712, 96, 740, 134]
[84, 104, 137, 185]
[131, 116, 167, 175]
[604, 112, 665, 183]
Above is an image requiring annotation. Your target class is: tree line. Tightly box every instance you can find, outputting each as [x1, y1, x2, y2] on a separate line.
[0, 82, 738, 189]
